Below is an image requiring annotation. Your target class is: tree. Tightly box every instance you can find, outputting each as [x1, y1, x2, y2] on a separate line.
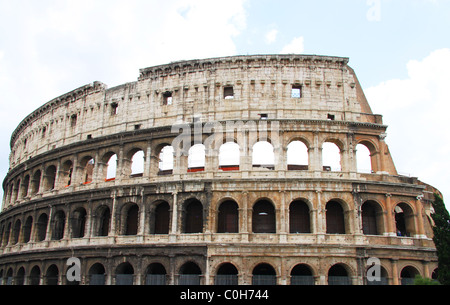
[431, 193, 450, 285]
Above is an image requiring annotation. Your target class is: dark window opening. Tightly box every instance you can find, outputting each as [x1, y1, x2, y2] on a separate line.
[125, 205, 139, 235]
[217, 201, 239, 233]
[97, 207, 111, 237]
[252, 201, 276, 233]
[362, 201, 381, 235]
[326, 201, 345, 234]
[154, 202, 170, 234]
[163, 91, 173, 105]
[111, 102, 118, 115]
[289, 200, 311, 233]
[184, 200, 203, 234]
[259, 113, 268, 120]
[328, 265, 351, 285]
[252, 264, 277, 285]
[291, 264, 315, 285]
[52, 211, 66, 240]
[327, 114, 335, 121]
[71, 114, 77, 127]
[215, 264, 238, 285]
[72, 208, 87, 238]
[224, 86, 234, 99]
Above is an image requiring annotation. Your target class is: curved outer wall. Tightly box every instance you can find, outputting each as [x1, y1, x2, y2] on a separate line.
[0, 54, 438, 285]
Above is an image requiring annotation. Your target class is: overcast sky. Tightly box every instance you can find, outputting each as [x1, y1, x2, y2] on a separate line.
[1, 0, 449, 209]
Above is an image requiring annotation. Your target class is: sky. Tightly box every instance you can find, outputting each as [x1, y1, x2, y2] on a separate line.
[0, 0, 449, 209]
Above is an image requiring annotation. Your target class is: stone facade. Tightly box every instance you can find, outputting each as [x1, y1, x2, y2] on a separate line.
[0, 54, 439, 285]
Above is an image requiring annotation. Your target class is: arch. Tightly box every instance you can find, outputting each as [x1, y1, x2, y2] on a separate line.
[183, 199, 203, 234]
[130, 149, 145, 176]
[6, 268, 13, 285]
[366, 264, 389, 285]
[328, 264, 351, 285]
[322, 142, 341, 172]
[31, 170, 41, 195]
[219, 142, 240, 171]
[252, 141, 274, 170]
[188, 144, 205, 172]
[217, 200, 239, 233]
[104, 153, 117, 180]
[20, 175, 30, 199]
[153, 201, 170, 234]
[287, 140, 309, 170]
[35, 213, 48, 242]
[88, 263, 106, 285]
[252, 200, 276, 233]
[61, 160, 73, 187]
[395, 202, 415, 237]
[52, 210, 66, 240]
[45, 264, 59, 285]
[252, 263, 277, 285]
[400, 266, 420, 285]
[289, 200, 311, 233]
[158, 145, 174, 173]
[29, 265, 41, 285]
[71, 207, 87, 238]
[124, 204, 139, 236]
[115, 262, 134, 285]
[215, 263, 238, 285]
[23, 216, 33, 243]
[80, 156, 95, 184]
[95, 205, 111, 237]
[326, 200, 346, 234]
[145, 263, 167, 285]
[361, 200, 384, 235]
[179, 262, 202, 285]
[43, 165, 57, 191]
[356, 143, 372, 173]
[12, 219, 21, 244]
[16, 267, 25, 285]
[290, 264, 315, 285]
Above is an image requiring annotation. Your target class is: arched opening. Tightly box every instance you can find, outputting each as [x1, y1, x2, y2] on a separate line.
[31, 170, 41, 195]
[89, 263, 106, 285]
[71, 208, 87, 238]
[328, 264, 351, 285]
[215, 263, 238, 285]
[45, 265, 59, 285]
[105, 153, 117, 181]
[252, 141, 275, 170]
[124, 204, 139, 236]
[356, 143, 372, 173]
[287, 141, 309, 171]
[366, 265, 389, 285]
[12, 219, 21, 244]
[179, 262, 202, 285]
[145, 263, 167, 285]
[252, 263, 277, 285]
[29, 266, 41, 285]
[361, 201, 383, 235]
[5, 268, 13, 285]
[289, 200, 311, 233]
[326, 201, 346, 234]
[16, 267, 25, 285]
[184, 199, 203, 234]
[115, 262, 134, 285]
[52, 210, 66, 240]
[36, 213, 48, 242]
[252, 200, 276, 233]
[80, 157, 95, 184]
[3, 223, 11, 246]
[158, 145, 174, 175]
[188, 144, 205, 172]
[43, 165, 57, 191]
[95, 206, 111, 237]
[23, 216, 33, 243]
[395, 203, 415, 237]
[61, 160, 73, 187]
[400, 266, 420, 285]
[217, 200, 239, 233]
[130, 150, 145, 177]
[153, 202, 170, 234]
[219, 142, 240, 171]
[290, 264, 315, 285]
[322, 142, 341, 172]
[20, 175, 30, 199]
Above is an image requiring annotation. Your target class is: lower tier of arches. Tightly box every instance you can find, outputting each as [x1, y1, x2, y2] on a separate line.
[0, 244, 438, 285]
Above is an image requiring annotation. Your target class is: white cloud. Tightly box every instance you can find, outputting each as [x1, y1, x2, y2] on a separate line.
[365, 48, 450, 201]
[265, 29, 278, 44]
[280, 36, 304, 54]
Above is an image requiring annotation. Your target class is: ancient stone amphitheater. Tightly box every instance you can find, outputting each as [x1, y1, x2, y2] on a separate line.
[0, 54, 439, 285]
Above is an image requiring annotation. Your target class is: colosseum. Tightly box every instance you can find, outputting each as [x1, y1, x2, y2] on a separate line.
[0, 54, 440, 286]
